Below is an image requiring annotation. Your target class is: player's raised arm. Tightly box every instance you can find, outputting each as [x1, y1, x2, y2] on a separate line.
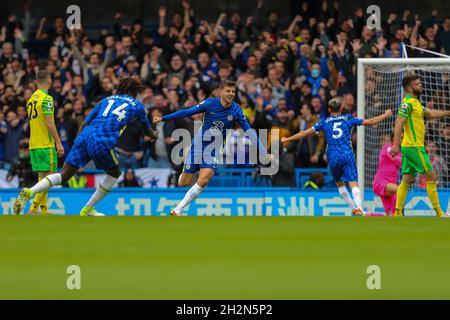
[281, 127, 316, 144]
[282, 116, 324, 144]
[424, 108, 450, 119]
[153, 99, 210, 123]
[362, 109, 393, 126]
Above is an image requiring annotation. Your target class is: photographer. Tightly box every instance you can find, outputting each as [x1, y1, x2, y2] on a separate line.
[6, 141, 37, 187]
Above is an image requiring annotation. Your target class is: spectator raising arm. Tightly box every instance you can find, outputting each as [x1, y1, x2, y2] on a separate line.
[99, 47, 113, 80]
[179, 20, 193, 41]
[113, 12, 123, 39]
[410, 17, 421, 47]
[69, 30, 89, 85]
[287, 15, 303, 41]
[214, 13, 227, 38]
[35, 17, 47, 40]
[204, 21, 216, 43]
[14, 28, 25, 55]
[159, 6, 166, 30]
[23, 4, 31, 42]
[182, 0, 192, 29]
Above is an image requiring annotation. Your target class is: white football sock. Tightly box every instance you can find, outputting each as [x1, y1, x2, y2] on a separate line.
[351, 186, 362, 209]
[30, 173, 62, 193]
[86, 175, 117, 207]
[174, 183, 204, 214]
[338, 186, 355, 209]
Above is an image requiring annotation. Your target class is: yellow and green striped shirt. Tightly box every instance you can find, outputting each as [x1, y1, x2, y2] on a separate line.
[398, 95, 425, 148]
[27, 89, 55, 150]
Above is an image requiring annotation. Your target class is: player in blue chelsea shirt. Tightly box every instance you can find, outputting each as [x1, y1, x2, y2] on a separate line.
[281, 97, 392, 216]
[153, 80, 274, 216]
[15, 77, 158, 216]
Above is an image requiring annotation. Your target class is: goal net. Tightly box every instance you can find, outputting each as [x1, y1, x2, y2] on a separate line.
[357, 58, 450, 216]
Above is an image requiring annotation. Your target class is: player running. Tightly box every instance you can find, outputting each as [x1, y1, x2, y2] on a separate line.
[26, 70, 65, 215]
[14, 77, 157, 216]
[281, 97, 392, 216]
[390, 73, 450, 217]
[372, 134, 402, 216]
[153, 80, 273, 216]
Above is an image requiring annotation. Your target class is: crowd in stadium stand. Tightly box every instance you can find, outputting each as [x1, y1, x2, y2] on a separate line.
[1, 1, 450, 187]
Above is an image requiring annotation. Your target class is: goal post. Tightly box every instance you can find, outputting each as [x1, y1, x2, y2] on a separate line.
[357, 58, 450, 214]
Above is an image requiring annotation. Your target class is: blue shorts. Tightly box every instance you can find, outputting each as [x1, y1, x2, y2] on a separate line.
[182, 143, 220, 174]
[65, 133, 119, 171]
[327, 151, 358, 182]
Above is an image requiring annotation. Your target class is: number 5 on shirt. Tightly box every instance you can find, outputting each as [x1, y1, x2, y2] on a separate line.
[332, 122, 343, 139]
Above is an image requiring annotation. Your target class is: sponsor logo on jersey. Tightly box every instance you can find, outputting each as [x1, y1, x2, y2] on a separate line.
[400, 103, 409, 114]
[210, 121, 225, 134]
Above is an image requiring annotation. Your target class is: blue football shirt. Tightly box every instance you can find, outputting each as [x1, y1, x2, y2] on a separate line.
[82, 94, 150, 147]
[162, 97, 267, 155]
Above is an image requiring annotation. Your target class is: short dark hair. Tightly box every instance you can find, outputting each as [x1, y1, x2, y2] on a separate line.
[116, 77, 143, 98]
[219, 62, 231, 70]
[89, 53, 100, 60]
[219, 80, 236, 89]
[402, 74, 420, 89]
[36, 70, 51, 85]
[328, 97, 342, 113]
[300, 104, 313, 113]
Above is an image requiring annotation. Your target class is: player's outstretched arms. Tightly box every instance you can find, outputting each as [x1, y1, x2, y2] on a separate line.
[390, 115, 406, 157]
[362, 109, 393, 126]
[281, 128, 315, 144]
[158, 102, 209, 122]
[424, 108, 450, 119]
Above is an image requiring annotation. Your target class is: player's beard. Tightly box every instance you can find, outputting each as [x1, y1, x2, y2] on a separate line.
[413, 88, 422, 97]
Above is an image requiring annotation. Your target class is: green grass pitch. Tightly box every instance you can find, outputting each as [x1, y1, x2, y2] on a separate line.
[1, 216, 450, 300]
